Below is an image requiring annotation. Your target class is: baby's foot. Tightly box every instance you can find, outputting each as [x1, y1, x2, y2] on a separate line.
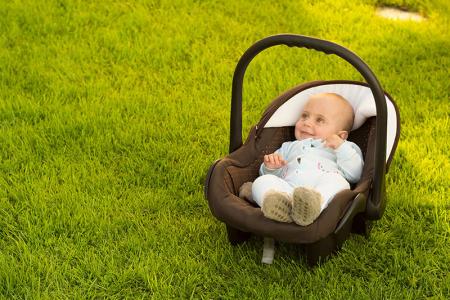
[238, 182, 255, 204]
[291, 187, 323, 226]
[261, 190, 293, 223]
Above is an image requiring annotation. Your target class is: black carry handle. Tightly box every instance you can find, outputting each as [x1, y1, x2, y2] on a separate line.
[230, 34, 387, 220]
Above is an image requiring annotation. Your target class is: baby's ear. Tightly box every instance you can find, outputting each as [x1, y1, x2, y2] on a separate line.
[338, 130, 349, 140]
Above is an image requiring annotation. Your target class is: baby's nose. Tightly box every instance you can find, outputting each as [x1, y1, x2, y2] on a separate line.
[304, 119, 313, 126]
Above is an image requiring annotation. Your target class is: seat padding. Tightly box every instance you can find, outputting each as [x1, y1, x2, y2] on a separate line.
[206, 123, 374, 244]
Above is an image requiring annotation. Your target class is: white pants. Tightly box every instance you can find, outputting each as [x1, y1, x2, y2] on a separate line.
[251, 173, 350, 211]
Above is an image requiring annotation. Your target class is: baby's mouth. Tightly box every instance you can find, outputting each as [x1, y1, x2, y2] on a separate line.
[300, 131, 314, 137]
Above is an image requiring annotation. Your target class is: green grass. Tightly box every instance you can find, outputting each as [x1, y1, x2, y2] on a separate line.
[0, 0, 449, 298]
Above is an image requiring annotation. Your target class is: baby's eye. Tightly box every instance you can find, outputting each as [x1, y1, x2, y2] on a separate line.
[300, 112, 309, 120]
[316, 117, 325, 124]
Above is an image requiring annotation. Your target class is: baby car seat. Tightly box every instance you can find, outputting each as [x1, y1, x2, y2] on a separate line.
[204, 34, 400, 266]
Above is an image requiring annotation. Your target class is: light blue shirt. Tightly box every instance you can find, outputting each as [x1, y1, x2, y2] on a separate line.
[260, 138, 364, 184]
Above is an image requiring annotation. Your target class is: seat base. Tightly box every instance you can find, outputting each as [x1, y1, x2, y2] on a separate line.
[226, 212, 371, 267]
[226, 225, 252, 245]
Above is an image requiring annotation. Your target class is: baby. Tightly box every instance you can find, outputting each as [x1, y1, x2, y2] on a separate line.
[240, 92, 364, 226]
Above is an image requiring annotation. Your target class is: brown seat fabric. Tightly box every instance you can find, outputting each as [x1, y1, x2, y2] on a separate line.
[206, 118, 376, 244]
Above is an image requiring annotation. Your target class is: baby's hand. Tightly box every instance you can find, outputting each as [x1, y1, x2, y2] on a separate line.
[264, 153, 286, 169]
[324, 134, 344, 149]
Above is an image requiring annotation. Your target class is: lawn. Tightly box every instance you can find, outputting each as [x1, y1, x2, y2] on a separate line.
[0, 0, 449, 298]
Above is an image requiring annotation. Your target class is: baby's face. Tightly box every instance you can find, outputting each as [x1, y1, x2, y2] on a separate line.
[294, 95, 351, 141]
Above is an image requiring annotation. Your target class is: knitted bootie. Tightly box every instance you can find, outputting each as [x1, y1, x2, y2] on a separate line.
[238, 182, 256, 204]
[291, 187, 323, 226]
[261, 190, 293, 223]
